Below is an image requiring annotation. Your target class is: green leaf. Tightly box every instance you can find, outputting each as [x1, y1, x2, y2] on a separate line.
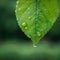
[15, 0, 59, 44]
[57, 0, 60, 12]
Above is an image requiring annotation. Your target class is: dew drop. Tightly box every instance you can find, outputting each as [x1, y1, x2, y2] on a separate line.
[37, 32, 41, 37]
[22, 22, 26, 26]
[25, 27, 28, 30]
[33, 44, 37, 47]
[28, 16, 31, 19]
[16, 1, 19, 4]
[19, 8, 21, 11]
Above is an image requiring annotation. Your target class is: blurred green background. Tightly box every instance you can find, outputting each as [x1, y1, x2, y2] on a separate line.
[0, 0, 60, 60]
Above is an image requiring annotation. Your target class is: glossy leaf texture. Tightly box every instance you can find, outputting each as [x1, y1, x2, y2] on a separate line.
[15, 0, 59, 44]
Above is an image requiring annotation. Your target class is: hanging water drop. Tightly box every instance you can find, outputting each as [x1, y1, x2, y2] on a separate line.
[33, 44, 37, 47]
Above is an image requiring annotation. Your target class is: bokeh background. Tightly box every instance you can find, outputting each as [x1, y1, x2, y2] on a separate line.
[0, 0, 60, 60]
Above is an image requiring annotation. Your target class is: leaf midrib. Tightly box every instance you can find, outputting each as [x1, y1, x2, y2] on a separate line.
[35, 0, 40, 35]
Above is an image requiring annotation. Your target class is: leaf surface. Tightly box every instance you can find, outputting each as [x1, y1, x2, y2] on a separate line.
[58, 0, 60, 13]
[15, 0, 59, 44]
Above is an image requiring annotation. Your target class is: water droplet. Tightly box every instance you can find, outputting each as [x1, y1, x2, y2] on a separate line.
[22, 22, 26, 26]
[16, 1, 19, 4]
[19, 8, 21, 11]
[28, 16, 31, 19]
[25, 27, 28, 30]
[37, 32, 41, 37]
[33, 44, 37, 47]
